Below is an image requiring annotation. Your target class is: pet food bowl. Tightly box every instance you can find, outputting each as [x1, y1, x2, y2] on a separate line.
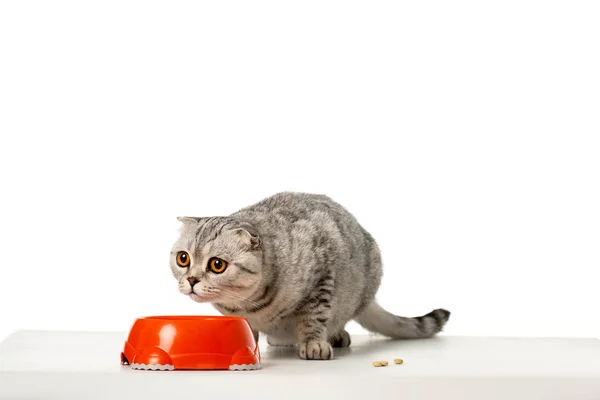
[120, 316, 260, 371]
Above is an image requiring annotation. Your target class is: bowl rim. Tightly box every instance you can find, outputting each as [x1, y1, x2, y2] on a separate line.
[136, 315, 246, 322]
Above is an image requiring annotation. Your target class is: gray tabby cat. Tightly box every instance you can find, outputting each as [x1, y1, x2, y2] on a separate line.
[170, 192, 450, 360]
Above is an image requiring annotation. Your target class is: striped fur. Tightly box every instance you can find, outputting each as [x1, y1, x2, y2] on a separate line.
[170, 192, 450, 360]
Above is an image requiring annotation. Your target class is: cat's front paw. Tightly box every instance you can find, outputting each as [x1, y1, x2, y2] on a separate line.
[298, 340, 333, 360]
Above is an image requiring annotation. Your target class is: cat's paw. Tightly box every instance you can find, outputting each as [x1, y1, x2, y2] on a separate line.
[298, 340, 333, 360]
[329, 330, 351, 348]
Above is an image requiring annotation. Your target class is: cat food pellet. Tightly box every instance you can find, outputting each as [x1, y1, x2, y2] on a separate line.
[372, 361, 382, 367]
[381, 361, 388, 366]
[394, 358, 404, 364]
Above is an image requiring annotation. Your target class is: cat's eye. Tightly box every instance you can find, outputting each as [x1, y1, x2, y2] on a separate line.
[208, 257, 228, 274]
[176, 251, 190, 268]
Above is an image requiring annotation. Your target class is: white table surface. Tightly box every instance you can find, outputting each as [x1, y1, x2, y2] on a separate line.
[1, 330, 599, 400]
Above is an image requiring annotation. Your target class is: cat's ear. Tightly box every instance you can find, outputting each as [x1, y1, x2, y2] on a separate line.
[177, 216, 202, 224]
[233, 225, 261, 250]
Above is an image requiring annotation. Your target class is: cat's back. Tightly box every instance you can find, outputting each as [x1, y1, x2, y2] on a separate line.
[238, 191, 349, 218]
[233, 192, 370, 245]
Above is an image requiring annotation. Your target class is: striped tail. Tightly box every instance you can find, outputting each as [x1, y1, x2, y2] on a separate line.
[354, 301, 450, 339]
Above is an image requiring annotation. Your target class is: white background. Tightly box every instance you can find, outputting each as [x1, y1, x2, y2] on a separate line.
[1, 1, 598, 343]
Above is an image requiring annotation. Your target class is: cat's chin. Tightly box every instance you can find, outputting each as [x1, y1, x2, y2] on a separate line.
[189, 293, 215, 303]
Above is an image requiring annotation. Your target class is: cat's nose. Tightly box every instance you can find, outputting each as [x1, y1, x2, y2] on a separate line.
[187, 277, 199, 287]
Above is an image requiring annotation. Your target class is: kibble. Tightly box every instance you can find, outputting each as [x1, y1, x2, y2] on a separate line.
[394, 358, 404, 365]
[372, 361, 382, 367]
[381, 361, 389, 366]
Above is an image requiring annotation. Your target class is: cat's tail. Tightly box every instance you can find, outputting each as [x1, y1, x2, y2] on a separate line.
[354, 301, 451, 339]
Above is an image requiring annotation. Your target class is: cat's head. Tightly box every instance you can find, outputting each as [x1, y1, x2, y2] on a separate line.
[170, 216, 263, 306]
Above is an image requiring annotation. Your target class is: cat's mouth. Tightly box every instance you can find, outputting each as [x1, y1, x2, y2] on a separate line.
[189, 292, 218, 303]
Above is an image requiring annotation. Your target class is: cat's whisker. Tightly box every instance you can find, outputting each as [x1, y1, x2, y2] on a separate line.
[213, 287, 265, 311]
[216, 288, 258, 305]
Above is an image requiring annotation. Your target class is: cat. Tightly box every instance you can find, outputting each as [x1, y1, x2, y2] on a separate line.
[170, 192, 450, 360]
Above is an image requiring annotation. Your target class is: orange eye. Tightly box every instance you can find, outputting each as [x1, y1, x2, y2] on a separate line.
[176, 251, 190, 268]
[208, 257, 227, 274]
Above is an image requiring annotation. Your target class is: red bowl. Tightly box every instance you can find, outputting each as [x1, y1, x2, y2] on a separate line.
[120, 316, 260, 371]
